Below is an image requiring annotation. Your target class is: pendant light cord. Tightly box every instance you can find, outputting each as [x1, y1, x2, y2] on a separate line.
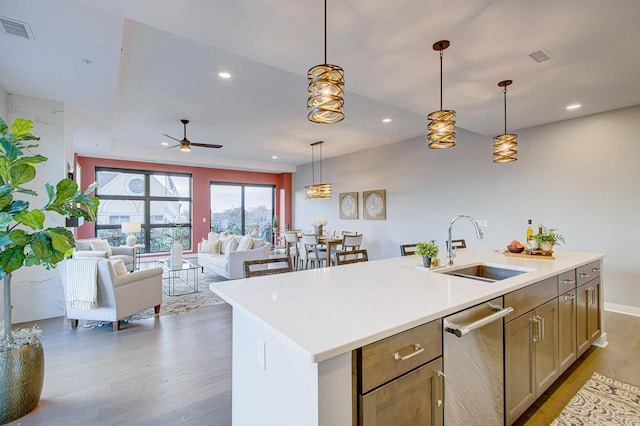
[319, 142, 323, 184]
[503, 86, 508, 134]
[324, 0, 327, 65]
[439, 50, 444, 110]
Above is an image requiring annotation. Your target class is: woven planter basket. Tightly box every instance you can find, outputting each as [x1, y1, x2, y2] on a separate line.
[0, 341, 44, 424]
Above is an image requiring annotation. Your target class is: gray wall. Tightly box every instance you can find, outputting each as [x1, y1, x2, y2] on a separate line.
[293, 105, 640, 314]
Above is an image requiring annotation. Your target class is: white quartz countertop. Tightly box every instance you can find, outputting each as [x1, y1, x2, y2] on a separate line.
[210, 247, 604, 363]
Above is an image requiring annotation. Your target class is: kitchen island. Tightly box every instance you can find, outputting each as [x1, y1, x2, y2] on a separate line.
[210, 247, 606, 425]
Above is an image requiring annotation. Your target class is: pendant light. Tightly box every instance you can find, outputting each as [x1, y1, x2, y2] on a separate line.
[427, 40, 456, 149]
[307, 0, 345, 124]
[305, 141, 332, 199]
[492, 80, 518, 163]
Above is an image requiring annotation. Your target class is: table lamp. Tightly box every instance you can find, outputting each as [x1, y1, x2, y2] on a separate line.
[121, 221, 141, 246]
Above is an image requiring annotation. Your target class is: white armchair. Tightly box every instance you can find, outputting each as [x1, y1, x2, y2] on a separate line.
[59, 259, 163, 331]
[73, 238, 135, 271]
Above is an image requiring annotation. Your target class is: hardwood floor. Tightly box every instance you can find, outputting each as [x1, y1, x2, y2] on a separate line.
[8, 308, 639, 425]
[9, 304, 232, 426]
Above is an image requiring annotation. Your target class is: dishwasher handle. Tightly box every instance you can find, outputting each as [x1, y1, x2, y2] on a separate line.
[445, 306, 514, 338]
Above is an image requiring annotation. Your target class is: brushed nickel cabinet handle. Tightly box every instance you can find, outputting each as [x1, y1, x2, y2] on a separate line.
[592, 267, 600, 273]
[563, 293, 576, 301]
[539, 316, 545, 341]
[561, 279, 575, 285]
[394, 343, 424, 361]
[580, 272, 591, 279]
[530, 317, 540, 343]
[436, 370, 446, 409]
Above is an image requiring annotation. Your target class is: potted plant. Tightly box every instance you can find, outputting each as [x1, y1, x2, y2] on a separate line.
[415, 241, 439, 268]
[534, 226, 565, 252]
[164, 224, 188, 266]
[0, 117, 99, 424]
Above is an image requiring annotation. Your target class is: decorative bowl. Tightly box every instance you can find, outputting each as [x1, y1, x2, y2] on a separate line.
[507, 245, 525, 253]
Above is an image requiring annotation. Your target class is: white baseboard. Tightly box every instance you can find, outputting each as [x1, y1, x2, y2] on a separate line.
[604, 302, 640, 317]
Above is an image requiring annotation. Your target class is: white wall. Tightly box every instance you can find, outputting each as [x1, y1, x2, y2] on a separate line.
[0, 82, 8, 119]
[2, 95, 68, 323]
[293, 105, 640, 311]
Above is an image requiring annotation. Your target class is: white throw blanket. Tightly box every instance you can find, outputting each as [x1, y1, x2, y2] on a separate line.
[66, 259, 99, 310]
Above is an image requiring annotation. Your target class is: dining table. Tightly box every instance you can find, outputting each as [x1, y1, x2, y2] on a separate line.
[317, 235, 343, 267]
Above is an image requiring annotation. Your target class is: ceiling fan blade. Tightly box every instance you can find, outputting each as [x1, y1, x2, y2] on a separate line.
[165, 143, 181, 149]
[190, 142, 223, 149]
[162, 133, 182, 143]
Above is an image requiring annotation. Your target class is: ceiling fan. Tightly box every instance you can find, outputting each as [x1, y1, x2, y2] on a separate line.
[163, 119, 223, 152]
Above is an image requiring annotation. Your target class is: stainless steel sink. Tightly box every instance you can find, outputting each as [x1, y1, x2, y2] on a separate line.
[437, 264, 530, 283]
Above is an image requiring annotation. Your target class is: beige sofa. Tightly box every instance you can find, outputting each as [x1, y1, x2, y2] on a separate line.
[197, 235, 271, 280]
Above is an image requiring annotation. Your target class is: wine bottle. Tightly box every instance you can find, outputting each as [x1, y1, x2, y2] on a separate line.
[526, 220, 534, 243]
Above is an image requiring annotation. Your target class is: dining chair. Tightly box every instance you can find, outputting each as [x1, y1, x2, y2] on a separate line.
[243, 257, 293, 278]
[445, 239, 467, 250]
[400, 243, 418, 256]
[335, 249, 369, 266]
[332, 234, 363, 265]
[284, 231, 301, 270]
[341, 231, 357, 237]
[301, 233, 328, 269]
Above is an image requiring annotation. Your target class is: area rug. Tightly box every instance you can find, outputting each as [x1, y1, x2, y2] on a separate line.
[551, 372, 640, 425]
[83, 272, 228, 329]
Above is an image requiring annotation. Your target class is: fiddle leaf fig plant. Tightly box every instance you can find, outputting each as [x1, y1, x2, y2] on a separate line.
[0, 116, 99, 347]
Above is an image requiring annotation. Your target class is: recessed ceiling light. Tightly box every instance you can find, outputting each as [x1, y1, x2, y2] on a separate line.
[566, 103, 582, 111]
[382, 118, 392, 123]
[218, 71, 231, 79]
[81, 58, 94, 65]
[161, 141, 169, 146]
[272, 155, 278, 160]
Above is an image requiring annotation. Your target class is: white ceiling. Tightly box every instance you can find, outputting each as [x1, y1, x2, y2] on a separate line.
[1, 0, 639, 173]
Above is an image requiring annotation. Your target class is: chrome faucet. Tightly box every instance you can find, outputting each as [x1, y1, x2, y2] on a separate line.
[448, 215, 484, 265]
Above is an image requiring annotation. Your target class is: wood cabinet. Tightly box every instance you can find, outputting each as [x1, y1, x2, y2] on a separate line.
[576, 261, 601, 357]
[558, 289, 577, 373]
[360, 357, 444, 425]
[355, 320, 443, 425]
[505, 290, 559, 425]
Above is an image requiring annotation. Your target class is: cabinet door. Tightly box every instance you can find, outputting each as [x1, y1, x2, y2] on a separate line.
[534, 299, 559, 396]
[361, 357, 444, 426]
[505, 314, 536, 425]
[558, 290, 577, 374]
[588, 282, 601, 343]
[576, 280, 600, 356]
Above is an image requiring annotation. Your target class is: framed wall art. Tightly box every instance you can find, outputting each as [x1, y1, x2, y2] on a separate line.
[339, 192, 358, 219]
[363, 189, 386, 220]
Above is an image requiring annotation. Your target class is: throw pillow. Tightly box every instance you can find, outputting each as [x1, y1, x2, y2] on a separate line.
[90, 239, 112, 257]
[219, 236, 234, 254]
[202, 239, 221, 254]
[110, 259, 128, 276]
[223, 237, 238, 259]
[236, 235, 253, 251]
[208, 232, 219, 241]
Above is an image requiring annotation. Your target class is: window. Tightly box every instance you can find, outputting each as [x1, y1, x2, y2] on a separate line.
[210, 183, 274, 242]
[95, 168, 192, 253]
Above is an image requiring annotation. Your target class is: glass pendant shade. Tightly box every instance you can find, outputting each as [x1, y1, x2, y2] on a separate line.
[427, 40, 456, 149]
[307, 64, 345, 124]
[493, 80, 518, 163]
[305, 141, 332, 200]
[307, 0, 345, 124]
[305, 183, 332, 199]
[492, 133, 518, 163]
[427, 109, 456, 149]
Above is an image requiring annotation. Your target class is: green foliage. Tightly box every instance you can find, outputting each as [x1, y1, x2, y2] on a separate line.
[415, 241, 439, 258]
[163, 224, 189, 247]
[0, 116, 100, 342]
[534, 226, 565, 246]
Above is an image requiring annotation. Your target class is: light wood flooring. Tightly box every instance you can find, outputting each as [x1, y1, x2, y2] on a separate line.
[9, 308, 640, 425]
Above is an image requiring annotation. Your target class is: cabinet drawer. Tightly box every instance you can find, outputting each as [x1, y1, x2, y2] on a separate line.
[558, 270, 576, 295]
[360, 319, 442, 393]
[361, 357, 444, 425]
[577, 261, 601, 286]
[504, 277, 557, 323]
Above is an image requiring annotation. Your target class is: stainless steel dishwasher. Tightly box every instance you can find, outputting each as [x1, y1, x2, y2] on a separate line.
[443, 297, 513, 425]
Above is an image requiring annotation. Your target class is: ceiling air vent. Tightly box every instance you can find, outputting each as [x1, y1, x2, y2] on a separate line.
[0, 16, 36, 41]
[528, 49, 551, 63]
